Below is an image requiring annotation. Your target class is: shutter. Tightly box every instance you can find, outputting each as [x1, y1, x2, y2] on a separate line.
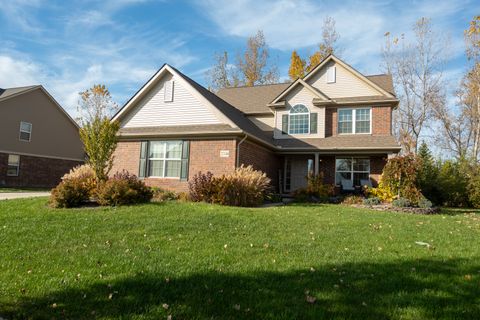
[139, 141, 148, 178]
[164, 80, 174, 102]
[180, 141, 190, 180]
[282, 114, 288, 134]
[310, 113, 318, 134]
[327, 66, 336, 83]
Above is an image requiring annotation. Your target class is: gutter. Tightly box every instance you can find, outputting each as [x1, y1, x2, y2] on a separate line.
[236, 134, 248, 167]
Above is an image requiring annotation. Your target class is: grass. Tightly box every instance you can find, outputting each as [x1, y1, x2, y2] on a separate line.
[0, 187, 50, 193]
[0, 199, 479, 319]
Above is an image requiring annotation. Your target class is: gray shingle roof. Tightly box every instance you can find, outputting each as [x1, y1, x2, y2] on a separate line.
[0, 85, 39, 102]
[366, 74, 395, 96]
[216, 83, 289, 114]
[275, 135, 400, 151]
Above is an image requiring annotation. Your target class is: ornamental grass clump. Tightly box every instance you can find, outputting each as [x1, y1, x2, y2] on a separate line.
[188, 166, 271, 207]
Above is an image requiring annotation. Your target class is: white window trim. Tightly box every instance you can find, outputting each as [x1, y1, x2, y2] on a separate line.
[335, 157, 370, 186]
[327, 66, 336, 83]
[288, 104, 310, 135]
[19, 121, 32, 142]
[337, 107, 372, 135]
[7, 154, 20, 177]
[148, 141, 182, 178]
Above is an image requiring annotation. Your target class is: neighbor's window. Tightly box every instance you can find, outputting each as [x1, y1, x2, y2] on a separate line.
[19, 121, 32, 141]
[335, 158, 370, 186]
[337, 108, 371, 134]
[7, 154, 20, 176]
[289, 104, 310, 134]
[139, 140, 189, 179]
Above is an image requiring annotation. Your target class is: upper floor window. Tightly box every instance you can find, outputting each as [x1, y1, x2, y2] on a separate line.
[338, 108, 371, 134]
[289, 104, 310, 134]
[19, 121, 32, 142]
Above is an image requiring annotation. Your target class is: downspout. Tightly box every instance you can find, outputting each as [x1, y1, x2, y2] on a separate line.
[236, 134, 248, 167]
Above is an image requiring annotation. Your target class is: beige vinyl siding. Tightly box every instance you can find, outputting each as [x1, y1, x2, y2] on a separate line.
[247, 115, 274, 131]
[309, 61, 381, 98]
[274, 85, 325, 139]
[122, 73, 222, 128]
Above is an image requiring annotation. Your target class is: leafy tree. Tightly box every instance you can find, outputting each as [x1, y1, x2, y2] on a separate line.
[237, 30, 278, 86]
[381, 154, 423, 204]
[77, 85, 120, 182]
[288, 50, 306, 81]
[416, 141, 441, 203]
[437, 160, 470, 207]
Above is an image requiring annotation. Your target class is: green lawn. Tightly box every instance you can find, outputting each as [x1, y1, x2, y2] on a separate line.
[0, 199, 479, 319]
[0, 187, 50, 193]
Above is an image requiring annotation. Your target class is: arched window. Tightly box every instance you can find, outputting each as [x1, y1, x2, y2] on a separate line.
[289, 104, 310, 134]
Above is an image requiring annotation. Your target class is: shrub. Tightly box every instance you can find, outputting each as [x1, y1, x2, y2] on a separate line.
[293, 173, 334, 203]
[392, 197, 411, 208]
[152, 188, 178, 202]
[418, 197, 433, 209]
[188, 171, 215, 202]
[437, 160, 470, 207]
[49, 178, 90, 208]
[211, 165, 271, 207]
[363, 197, 381, 206]
[341, 195, 364, 205]
[380, 154, 423, 205]
[61, 164, 97, 196]
[96, 171, 152, 206]
[366, 179, 395, 203]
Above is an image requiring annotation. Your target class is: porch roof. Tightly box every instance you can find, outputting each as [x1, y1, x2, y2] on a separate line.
[274, 135, 401, 152]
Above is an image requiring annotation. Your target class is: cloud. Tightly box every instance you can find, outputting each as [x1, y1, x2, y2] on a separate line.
[0, 0, 45, 32]
[0, 55, 44, 86]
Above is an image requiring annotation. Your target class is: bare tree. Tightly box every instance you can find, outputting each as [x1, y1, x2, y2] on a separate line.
[382, 18, 447, 153]
[237, 30, 278, 86]
[307, 16, 341, 72]
[205, 51, 239, 92]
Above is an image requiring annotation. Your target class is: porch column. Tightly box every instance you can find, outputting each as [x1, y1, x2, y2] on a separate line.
[314, 152, 319, 175]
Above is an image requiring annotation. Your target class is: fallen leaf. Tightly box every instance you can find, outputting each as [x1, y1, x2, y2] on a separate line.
[162, 303, 169, 310]
[306, 295, 316, 304]
[233, 304, 241, 310]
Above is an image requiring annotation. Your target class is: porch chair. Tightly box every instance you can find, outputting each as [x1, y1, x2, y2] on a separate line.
[341, 179, 355, 192]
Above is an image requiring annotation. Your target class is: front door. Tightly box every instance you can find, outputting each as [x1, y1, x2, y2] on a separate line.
[285, 158, 313, 192]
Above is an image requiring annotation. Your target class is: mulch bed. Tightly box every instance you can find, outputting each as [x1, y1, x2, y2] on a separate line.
[351, 204, 440, 214]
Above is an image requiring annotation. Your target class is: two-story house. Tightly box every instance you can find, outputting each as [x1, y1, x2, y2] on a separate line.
[0, 85, 84, 188]
[111, 54, 401, 193]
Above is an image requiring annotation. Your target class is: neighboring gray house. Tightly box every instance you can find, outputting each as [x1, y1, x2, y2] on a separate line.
[0, 85, 84, 188]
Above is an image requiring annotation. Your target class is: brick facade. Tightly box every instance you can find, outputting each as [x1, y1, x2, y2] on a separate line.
[0, 152, 83, 188]
[111, 139, 237, 192]
[325, 106, 391, 137]
[238, 140, 280, 188]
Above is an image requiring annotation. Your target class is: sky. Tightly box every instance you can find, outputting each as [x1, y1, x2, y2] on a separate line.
[0, 0, 479, 117]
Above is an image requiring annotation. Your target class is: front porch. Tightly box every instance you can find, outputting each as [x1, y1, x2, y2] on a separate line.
[279, 153, 390, 194]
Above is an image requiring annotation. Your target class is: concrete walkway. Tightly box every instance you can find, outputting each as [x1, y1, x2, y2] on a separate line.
[0, 192, 50, 200]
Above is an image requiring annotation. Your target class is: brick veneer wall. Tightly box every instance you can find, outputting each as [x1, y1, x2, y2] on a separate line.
[0, 152, 83, 188]
[111, 139, 237, 192]
[238, 140, 280, 189]
[325, 106, 392, 137]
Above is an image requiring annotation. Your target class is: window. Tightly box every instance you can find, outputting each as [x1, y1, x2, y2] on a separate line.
[164, 80, 174, 102]
[19, 121, 32, 141]
[327, 66, 336, 83]
[288, 104, 310, 134]
[335, 158, 370, 186]
[7, 155, 20, 176]
[337, 108, 371, 134]
[140, 140, 189, 179]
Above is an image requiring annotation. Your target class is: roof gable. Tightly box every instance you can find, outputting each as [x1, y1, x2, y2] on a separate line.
[113, 65, 236, 128]
[304, 54, 395, 98]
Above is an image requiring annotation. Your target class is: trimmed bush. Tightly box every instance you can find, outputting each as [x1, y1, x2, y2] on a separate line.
[363, 197, 381, 206]
[418, 197, 433, 209]
[188, 171, 215, 202]
[293, 173, 334, 203]
[152, 188, 179, 202]
[341, 195, 364, 205]
[96, 171, 152, 206]
[392, 197, 411, 208]
[49, 178, 90, 208]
